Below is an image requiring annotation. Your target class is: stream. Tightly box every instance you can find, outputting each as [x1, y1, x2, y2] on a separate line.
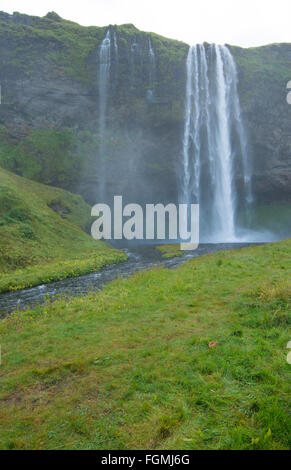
[0, 243, 257, 315]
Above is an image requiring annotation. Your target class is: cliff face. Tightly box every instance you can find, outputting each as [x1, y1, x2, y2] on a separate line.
[0, 11, 290, 205]
[231, 44, 291, 203]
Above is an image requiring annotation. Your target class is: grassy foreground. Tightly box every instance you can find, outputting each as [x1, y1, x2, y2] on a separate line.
[0, 167, 126, 292]
[0, 240, 290, 450]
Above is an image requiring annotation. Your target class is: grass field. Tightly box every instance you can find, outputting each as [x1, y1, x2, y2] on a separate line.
[0, 167, 126, 292]
[0, 239, 290, 450]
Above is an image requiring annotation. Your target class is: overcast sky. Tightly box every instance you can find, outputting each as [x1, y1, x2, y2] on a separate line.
[1, 0, 291, 47]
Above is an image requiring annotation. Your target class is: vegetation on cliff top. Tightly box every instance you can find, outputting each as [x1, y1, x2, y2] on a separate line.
[0, 167, 126, 291]
[0, 239, 290, 449]
[230, 43, 291, 105]
[0, 10, 187, 85]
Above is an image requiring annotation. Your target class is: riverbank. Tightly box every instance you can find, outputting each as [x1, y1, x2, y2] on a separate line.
[0, 248, 127, 294]
[0, 244, 257, 313]
[0, 239, 290, 450]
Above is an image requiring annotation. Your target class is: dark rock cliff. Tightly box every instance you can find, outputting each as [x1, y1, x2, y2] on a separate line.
[231, 43, 291, 203]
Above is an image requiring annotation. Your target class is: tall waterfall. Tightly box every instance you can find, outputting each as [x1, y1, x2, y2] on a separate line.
[181, 44, 252, 242]
[98, 30, 111, 199]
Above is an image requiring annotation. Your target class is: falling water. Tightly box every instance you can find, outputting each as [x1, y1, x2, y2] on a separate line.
[113, 31, 118, 62]
[181, 46, 194, 206]
[146, 37, 156, 102]
[148, 37, 156, 87]
[130, 39, 138, 88]
[98, 30, 111, 199]
[181, 44, 252, 242]
[113, 30, 119, 82]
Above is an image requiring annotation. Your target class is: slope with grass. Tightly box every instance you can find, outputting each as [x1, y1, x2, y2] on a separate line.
[0, 239, 290, 450]
[0, 167, 126, 292]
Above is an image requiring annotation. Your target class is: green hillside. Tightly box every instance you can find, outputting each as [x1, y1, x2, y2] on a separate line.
[0, 167, 126, 291]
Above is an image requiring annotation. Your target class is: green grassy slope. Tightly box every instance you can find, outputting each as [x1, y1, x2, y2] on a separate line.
[0, 239, 290, 450]
[0, 167, 126, 291]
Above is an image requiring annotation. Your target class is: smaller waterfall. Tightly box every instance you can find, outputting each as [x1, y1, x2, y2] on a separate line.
[98, 30, 111, 199]
[99, 30, 111, 136]
[148, 38, 156, 86]
[181, 44, 252, 242]
[113, 31, 118, 60]
[130, 39, 138, 88]
[111, 30, 119, 88]
[147, 37, 156, 102]
[227, 50, 253, 207]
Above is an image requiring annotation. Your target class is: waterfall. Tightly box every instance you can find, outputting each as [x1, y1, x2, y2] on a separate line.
[98, 30, 111, 200]
[181, 43, 252, 242]
[148, 38, 156, 87]
[113, 31, 118, 61]
[130, 39, 138, 89]
[147, 37, 156, 102]
[213, 44, 235, 239]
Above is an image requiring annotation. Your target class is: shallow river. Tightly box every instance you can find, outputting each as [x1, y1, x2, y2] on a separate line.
[0, 243, 256, 315]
